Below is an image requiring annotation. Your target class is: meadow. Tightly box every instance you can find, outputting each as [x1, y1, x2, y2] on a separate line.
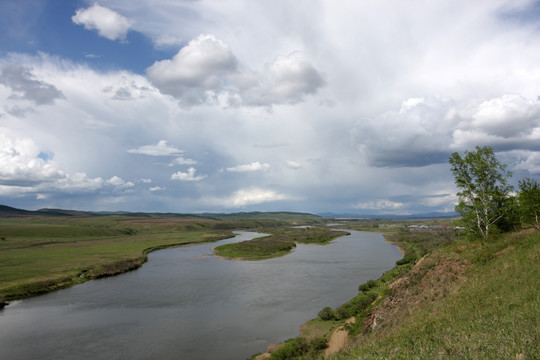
[0, 214, 312, 301]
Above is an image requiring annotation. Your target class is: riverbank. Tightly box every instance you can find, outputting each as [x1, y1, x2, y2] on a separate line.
[0, 231, 234, 302]
[212, 227, 350, 260]
[251, 228, 540, 360]
[0, 215, 306, 302]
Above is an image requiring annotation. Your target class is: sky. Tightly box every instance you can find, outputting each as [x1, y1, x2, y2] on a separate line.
[1, 0, 540, 215]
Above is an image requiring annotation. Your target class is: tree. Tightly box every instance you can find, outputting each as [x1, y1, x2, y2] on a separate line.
[449, 146, 514, 241]
[518, 177, 540, 230]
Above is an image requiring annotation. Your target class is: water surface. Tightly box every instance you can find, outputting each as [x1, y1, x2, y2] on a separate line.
[0, 230, 401, 359]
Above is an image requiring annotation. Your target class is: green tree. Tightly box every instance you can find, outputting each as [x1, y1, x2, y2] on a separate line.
[449, 146, 514, 241]
[518, 177, 540, 230]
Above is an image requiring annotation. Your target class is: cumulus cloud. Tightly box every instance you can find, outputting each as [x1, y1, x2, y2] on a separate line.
[149, 186, 165, 192]
[0, 132, 136, 198]
[106, 175, 134, 188]
[470, 94, 540, 137]
[229, 188, 287, 207]
[53, 172, 105, 192]
[171, 167, 206, 181]
[0, 64, 64, 106]
[170, 157, 197, 166]
[146, 34, 324, 107]
[128, 140, 184, 156]
[352, 96, 456, 167]
[242, 52, 325, 106]
[72, 3, 133, 41]
[226, 161, 270, 172]
[353, 94, 540, 168]
[146, 34, 238, 105]
[0, 133, 65, 185]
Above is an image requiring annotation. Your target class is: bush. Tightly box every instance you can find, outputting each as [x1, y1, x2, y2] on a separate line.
[396, 253, 417, 265]
[270, 337, 327, 360]
[318, 306, 334, 321]
[333, 291, 378, 320]
[358, 279, 376, 292]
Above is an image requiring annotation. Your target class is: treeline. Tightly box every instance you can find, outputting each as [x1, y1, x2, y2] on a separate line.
[449, 146, 540, 241]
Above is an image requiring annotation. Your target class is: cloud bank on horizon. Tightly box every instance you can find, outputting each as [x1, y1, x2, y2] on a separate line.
[1, 0, 540, 214]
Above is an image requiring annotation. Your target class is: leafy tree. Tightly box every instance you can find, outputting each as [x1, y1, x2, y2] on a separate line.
[449, 146, 514, 241]
[518, 177, 540, 230]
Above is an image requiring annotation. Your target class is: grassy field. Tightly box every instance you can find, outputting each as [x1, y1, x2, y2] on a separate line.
[0, 215, 303, 301]
[327, 229, 540, 360]
[253, 224, 539, 360]
[213, 227, 350, 260]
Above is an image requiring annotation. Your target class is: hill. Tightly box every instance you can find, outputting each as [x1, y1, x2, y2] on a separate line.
[0, 205, 324, 222]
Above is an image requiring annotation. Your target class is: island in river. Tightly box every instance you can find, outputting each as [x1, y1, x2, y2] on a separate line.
[212, 227, 351, 260]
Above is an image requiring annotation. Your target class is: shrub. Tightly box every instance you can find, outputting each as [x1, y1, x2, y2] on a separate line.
[318, 306, 334, 321]
[358, 279, 376, 292]
[270, 337, 327, 360]
[333, 291, 378, 320]
[396, 253, 417, 265]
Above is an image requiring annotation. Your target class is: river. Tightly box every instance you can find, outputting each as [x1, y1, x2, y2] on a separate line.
[0, 230, 401, 360]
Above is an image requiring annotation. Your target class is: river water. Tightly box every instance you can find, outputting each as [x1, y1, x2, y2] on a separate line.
[0, 230, 401, 360]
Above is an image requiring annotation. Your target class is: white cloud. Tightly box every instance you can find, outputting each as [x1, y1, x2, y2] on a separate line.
[52, 172, 104, 192]
[128, 140, 184, 156]
[469, 94, 540, 137]
[171, 167, 206, 181]
[242, 52, 325, 106]
[72, 3, 133, 41]
[170, 156, 197, 166]
[146, 34, 238, 105]
[226, 161, 270, 172]
[146, 34, 324, 107]
[149, 186, 165, 192]
[230, 188, 287, 207]
[353, 200, 405, 210]
[0, 133, 65, 184]
[285, 160, 302, 169]
[106, 176, 134, 188]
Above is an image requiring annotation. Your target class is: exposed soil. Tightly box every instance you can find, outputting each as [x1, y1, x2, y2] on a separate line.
[362, 252, 469, 334]
[324, 317, 356, 357]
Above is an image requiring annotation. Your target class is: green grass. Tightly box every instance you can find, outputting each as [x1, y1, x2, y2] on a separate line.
[327, 230, 540, 360]
[256, 225, 538, 360]
[1, 215, 309, 300]
[213, 227, 350, 260]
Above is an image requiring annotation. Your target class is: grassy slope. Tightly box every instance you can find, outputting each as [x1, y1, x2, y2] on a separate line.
[257, 225, 538, 360]
[328, 229, 540, 360]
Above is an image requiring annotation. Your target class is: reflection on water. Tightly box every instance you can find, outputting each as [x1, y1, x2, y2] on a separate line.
[0, 230, 401, 360]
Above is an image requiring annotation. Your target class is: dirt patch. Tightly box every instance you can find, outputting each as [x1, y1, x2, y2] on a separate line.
[324, 317, 356, 357]
[363, 252, 469, 334]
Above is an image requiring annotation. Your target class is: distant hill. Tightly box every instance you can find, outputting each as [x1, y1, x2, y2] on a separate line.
[0, 205, 36, 216]
[318, 212, 459, 219]
[0, 205, 324, 221]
